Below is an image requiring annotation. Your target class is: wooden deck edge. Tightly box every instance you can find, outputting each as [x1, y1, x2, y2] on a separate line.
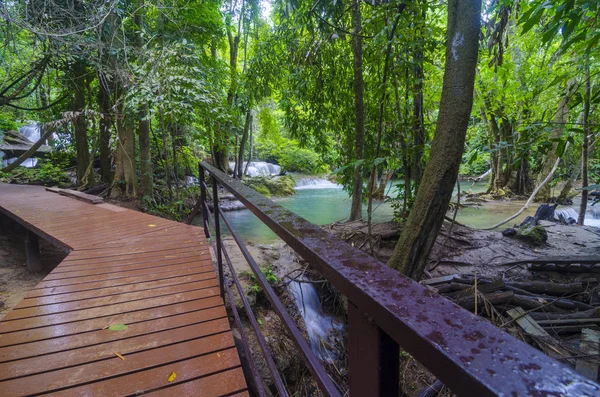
[0, 205, 73, 253]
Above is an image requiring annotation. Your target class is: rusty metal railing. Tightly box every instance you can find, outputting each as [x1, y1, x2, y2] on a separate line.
[187, 161, 600, 397]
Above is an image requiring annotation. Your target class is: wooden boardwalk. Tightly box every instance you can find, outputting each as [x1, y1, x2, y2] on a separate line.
[0, 184, 248, 397]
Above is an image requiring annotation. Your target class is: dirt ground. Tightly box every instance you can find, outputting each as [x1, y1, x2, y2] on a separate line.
[0, 219, 67, 318]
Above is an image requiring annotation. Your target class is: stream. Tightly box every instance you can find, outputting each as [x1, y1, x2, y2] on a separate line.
[194, 172, 600, 364]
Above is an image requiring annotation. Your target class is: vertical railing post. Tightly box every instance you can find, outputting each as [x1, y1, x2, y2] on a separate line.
[199, 163, 209, 238]
[348, 302, 399, 397]
[212, 175, 225, 299]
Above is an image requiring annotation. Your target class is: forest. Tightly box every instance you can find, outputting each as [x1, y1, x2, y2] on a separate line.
[2, 0, 600, 394]
[0, 0, 598, 276]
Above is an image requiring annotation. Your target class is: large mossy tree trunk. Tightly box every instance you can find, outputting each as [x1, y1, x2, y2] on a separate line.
[349, 0, 365, 222]
[387, 0, 482, 280]
[71, 59, 90, 186]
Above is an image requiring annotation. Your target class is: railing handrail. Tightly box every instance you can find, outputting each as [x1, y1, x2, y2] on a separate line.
[196, 161, 600, 397]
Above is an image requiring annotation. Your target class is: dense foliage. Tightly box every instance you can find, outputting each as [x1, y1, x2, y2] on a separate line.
[0, 0, 597, 230]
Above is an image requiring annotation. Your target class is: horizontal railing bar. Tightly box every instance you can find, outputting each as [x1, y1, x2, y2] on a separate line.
[204, 201, 288, 397]
[217, 205, 342, 397]
[203, 222, 267, 397]
[201, 162, 600, 397]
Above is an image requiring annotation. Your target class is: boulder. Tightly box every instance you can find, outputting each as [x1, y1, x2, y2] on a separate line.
[516, 225, 548, 246]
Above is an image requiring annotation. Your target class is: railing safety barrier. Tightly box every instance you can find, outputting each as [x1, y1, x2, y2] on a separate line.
[187, 161, 599, 397]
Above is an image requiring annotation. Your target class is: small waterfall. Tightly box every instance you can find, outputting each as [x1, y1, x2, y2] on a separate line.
[288, 278, 343, 362]
[184, 176, 198, 186]
[230, 161, 281, 177]
[555, 208, 579, 224]
[2, 157, 37, 168]
[295, 177, 342, 190]
[19, 124, 41, 143]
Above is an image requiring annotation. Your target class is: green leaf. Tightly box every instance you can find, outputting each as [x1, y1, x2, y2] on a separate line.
[577, 184, 600, 191]
[521, 7, 545, 34]
[108, 324, 128, 331]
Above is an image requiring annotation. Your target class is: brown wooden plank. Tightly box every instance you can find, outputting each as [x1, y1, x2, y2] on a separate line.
[0, 289, 221, 333]
[49, 357, 244, 397]
[54, 246, 206, 269]
[27, 267, 216, 298]
[42, 253, 211, 281]
[0, 321, 233, 382]
[18, 274, 218, 308]
[145, 367, 248, 397]
[5, 279, 219, 320]
[0, 306, 226, 363]
[35, 262, 214, 289]
[0, 298, 223, 346]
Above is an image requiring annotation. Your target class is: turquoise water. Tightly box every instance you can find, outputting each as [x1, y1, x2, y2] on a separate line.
[196, 180, 491, 244]
[193, 179, 598, 245]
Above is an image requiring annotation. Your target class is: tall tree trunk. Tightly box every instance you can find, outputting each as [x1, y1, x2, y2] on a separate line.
[387, 0, 482, 280]
[71, 59, 90, 186]
[393, 74, 411, 215]
[535, 79, 576, 202]
[111, 85, 137, 197]
[349, 0, 365, 221]
[136, 0, 152, 197]
[578, 57, 591, 225]
[98, 72, 113, 183]
[237, 109, 251, 179]
[412, 36, 425, 185]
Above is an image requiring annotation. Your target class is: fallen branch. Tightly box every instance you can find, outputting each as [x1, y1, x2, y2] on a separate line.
[480, 141, 571, 230]
[1, 126, 54, 173]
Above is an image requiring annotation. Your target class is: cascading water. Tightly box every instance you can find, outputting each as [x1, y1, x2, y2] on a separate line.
[1, 124, 43, 168]
[294, 177, 342, 190]
[229, 161, 281, 177]
[288, 277, 343, 362]
[19, 124, 41, 143]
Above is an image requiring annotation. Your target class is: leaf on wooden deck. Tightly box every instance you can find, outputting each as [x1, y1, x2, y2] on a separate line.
[108, 324, 128, 331]
[113, 352, 125, 360]
[148, 224, 157, 227]
[168, 372, 177, 382]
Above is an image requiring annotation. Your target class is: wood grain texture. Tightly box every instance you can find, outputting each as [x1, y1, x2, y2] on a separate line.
[0, 183, 247, 396]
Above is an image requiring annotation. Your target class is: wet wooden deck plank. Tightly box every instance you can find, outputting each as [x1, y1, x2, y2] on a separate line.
[0, 183, 248, 396]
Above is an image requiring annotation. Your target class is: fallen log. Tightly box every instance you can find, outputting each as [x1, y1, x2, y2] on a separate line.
[436, 282, 470, 294]
[455, 291, 514, 312]
[530, 308, 600, 321]
[506, 280, 584, 296]
[542, 324, 600, 335]
[509, 295, 569, 313]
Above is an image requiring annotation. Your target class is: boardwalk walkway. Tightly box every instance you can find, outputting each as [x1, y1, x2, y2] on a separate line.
[0, 184, 248, 396]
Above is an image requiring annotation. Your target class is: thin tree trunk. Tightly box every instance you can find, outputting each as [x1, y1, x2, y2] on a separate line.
[387, 0, 482, 280]
[578, 56, 590, 225]
[349, 0, 365, 221]
[136, 0, 152, 197]
[535, 79, 576, 202]
[98, 72, 113, 183]
[412, 5, 426, 186]
[393, 75, 411, 214]
[237, 109, 251, 179]
[71, 59, 90, 186]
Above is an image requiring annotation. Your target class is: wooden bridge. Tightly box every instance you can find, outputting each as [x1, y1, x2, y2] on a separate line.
[0, 184, 249, 396]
